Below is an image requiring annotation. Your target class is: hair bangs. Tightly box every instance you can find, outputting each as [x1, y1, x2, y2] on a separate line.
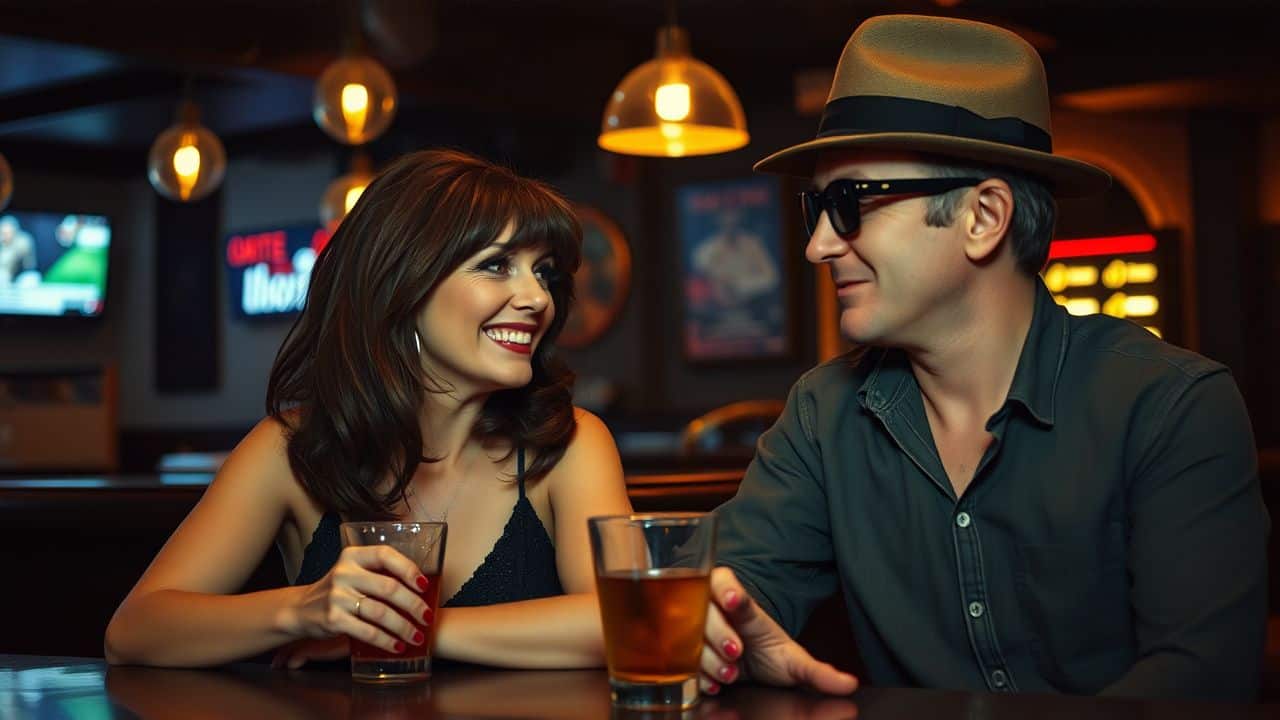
[502, 183, 582, 276]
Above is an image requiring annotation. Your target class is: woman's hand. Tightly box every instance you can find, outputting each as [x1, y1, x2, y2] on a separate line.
[285, 545, 434, 656]
[271, 636, 351, 670]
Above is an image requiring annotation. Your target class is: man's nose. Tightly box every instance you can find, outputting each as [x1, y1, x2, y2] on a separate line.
[805, 213, 850, 265]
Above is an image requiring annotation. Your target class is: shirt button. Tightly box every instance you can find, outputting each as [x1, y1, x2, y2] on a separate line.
[968, 601, 985, 618]
[991, 669, 1008, 688]
[955, 512, 971, 528]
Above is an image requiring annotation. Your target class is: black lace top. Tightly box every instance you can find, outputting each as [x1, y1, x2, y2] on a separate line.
[293, 447, 564, 606]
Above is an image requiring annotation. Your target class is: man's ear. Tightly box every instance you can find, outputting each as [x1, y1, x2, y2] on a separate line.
[962, 179, 1014, 264]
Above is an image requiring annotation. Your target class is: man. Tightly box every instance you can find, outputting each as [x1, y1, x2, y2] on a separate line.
[699, 14, 1269, 701]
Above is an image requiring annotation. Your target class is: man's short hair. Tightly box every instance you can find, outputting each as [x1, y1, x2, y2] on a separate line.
[922, 158, 1057, 276]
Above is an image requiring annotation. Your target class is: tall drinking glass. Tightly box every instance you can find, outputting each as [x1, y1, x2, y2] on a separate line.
[589, 513, 716, 711]
[340, 521, 447, 684]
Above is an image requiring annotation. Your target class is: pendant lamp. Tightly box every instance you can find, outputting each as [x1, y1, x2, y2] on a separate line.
[146, 99, 227, 203]
[599, 19, 748, 157]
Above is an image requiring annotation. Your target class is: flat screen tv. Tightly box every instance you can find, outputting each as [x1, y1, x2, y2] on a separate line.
[0, 210, 111, 318]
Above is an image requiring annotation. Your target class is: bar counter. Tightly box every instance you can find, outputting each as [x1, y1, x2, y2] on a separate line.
[0, 471, 750, 660]
[2, 654, 1275, 719]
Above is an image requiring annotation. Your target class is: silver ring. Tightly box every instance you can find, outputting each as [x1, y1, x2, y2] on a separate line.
[353, 595, 363, 617]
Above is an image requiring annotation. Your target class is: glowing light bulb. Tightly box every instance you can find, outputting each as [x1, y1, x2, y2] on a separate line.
[1124, 295, 1159, 317]
[598, 26, 748, 157]
[1062, 297, 1100, 316]
[320, 153, 375, 229]
[1043, 263, 1067, 292]
[341, 83, 370, 142]
[344, 184, 367, 214]
[313, 56, 398, 145]
[655, 83, 691, 121]
[172, 138, 201, 201]
[1126, 262, 1158, 284]
[1102, 292, 1128, 318]
[1101, 259, 1127, 289]
[1065, 265, 1098, 287]
[147, 101, 226, 203]
[172, 143, 201, 177]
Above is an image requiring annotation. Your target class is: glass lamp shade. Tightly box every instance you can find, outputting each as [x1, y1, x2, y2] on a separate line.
[147, 102, 227, 203]
[0, 152, 12, 211]
[319, 155, 375, 230]
[599, 26, 749, 157]
[313, 55, 398, 145]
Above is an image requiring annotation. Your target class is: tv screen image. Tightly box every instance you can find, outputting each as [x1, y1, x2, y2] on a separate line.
[0, 211, 110, 317]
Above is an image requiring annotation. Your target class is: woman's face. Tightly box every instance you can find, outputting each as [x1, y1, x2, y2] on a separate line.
[416, 223, 559, 396]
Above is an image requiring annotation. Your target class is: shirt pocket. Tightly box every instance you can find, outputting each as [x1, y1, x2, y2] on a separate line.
[1013, 527, 1133, 693]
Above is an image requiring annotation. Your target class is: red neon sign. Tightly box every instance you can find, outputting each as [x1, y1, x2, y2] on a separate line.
[1047, 234, 1157, 260]
[226, 230, 288, 268]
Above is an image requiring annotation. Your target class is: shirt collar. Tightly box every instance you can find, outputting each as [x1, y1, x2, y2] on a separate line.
[856, 278, 1068, 428]
[1002, 278, 1069, 427]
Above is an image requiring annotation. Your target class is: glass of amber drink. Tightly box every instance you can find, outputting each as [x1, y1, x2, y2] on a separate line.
[340, 521, 447, 684]
[589, 513, 716, 711]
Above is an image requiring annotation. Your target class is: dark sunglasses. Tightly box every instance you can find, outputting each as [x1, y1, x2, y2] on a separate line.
[799, 177, 984, 238]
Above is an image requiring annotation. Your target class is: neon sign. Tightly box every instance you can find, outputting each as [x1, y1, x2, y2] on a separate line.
[224, 225, 331, 318]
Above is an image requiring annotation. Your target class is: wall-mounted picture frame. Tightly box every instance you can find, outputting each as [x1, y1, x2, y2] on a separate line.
[559, 204, 631, 349]
[678, 177, 791, 363]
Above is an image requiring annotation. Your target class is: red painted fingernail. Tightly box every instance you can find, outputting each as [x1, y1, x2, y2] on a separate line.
[705, 680, 720, 695]
[718, 665, 737, 682]
[422, 608, 432, 623]
[416, 576, 429, 591]
[393, 640, 405, 653]
[412, 630, 424, 645]
[724, 590, 739, 610]
[723, 640, 740, 659]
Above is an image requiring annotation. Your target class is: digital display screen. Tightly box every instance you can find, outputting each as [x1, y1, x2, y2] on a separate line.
[0, 211, 110, 317]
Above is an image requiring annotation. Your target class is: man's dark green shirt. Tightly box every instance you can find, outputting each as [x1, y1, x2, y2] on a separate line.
[715, 280, 1269, 700]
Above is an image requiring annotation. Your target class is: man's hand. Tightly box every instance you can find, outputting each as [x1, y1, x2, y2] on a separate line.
[699, 567, 858, 696]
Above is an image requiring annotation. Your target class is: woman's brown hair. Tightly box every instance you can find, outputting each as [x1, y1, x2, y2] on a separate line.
[266, 149, 581, 519]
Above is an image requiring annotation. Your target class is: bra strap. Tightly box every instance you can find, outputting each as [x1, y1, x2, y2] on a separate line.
[517, 446, 526, 499]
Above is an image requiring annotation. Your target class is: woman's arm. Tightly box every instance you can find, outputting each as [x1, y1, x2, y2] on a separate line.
[104, 418, 431, 667]
[104, 418, 303, 666]
[431, 409, 632, 667]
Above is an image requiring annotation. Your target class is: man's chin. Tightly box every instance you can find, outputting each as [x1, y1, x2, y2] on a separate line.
[839, 315, 882, 347]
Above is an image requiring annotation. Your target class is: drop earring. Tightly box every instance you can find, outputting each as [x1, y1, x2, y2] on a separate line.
[414, 330, 422, 355]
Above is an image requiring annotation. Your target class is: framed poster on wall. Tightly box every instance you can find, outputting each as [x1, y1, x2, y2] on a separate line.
[677, 177, 791, 363]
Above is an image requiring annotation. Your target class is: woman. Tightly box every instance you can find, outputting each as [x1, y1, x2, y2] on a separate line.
[105, 149, 632, 669]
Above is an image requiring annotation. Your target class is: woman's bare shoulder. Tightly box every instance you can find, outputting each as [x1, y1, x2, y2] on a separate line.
[570, 407, 614, 446]
[216, 415, 308, 505]
[545, 407, 623, 481]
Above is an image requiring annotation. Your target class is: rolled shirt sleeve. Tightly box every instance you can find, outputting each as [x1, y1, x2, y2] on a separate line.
[714, 380, 839, 636]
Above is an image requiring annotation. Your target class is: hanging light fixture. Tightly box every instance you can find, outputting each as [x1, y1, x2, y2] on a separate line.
[313, 54, 398, 145]
[0, 152, 12, 211]
[319, 151, 375, 230]
[598, 3, 748, 158]
[147, 99, 227, 203]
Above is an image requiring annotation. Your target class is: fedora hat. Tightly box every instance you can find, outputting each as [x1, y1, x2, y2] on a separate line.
[755, 14, 1111, 197]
